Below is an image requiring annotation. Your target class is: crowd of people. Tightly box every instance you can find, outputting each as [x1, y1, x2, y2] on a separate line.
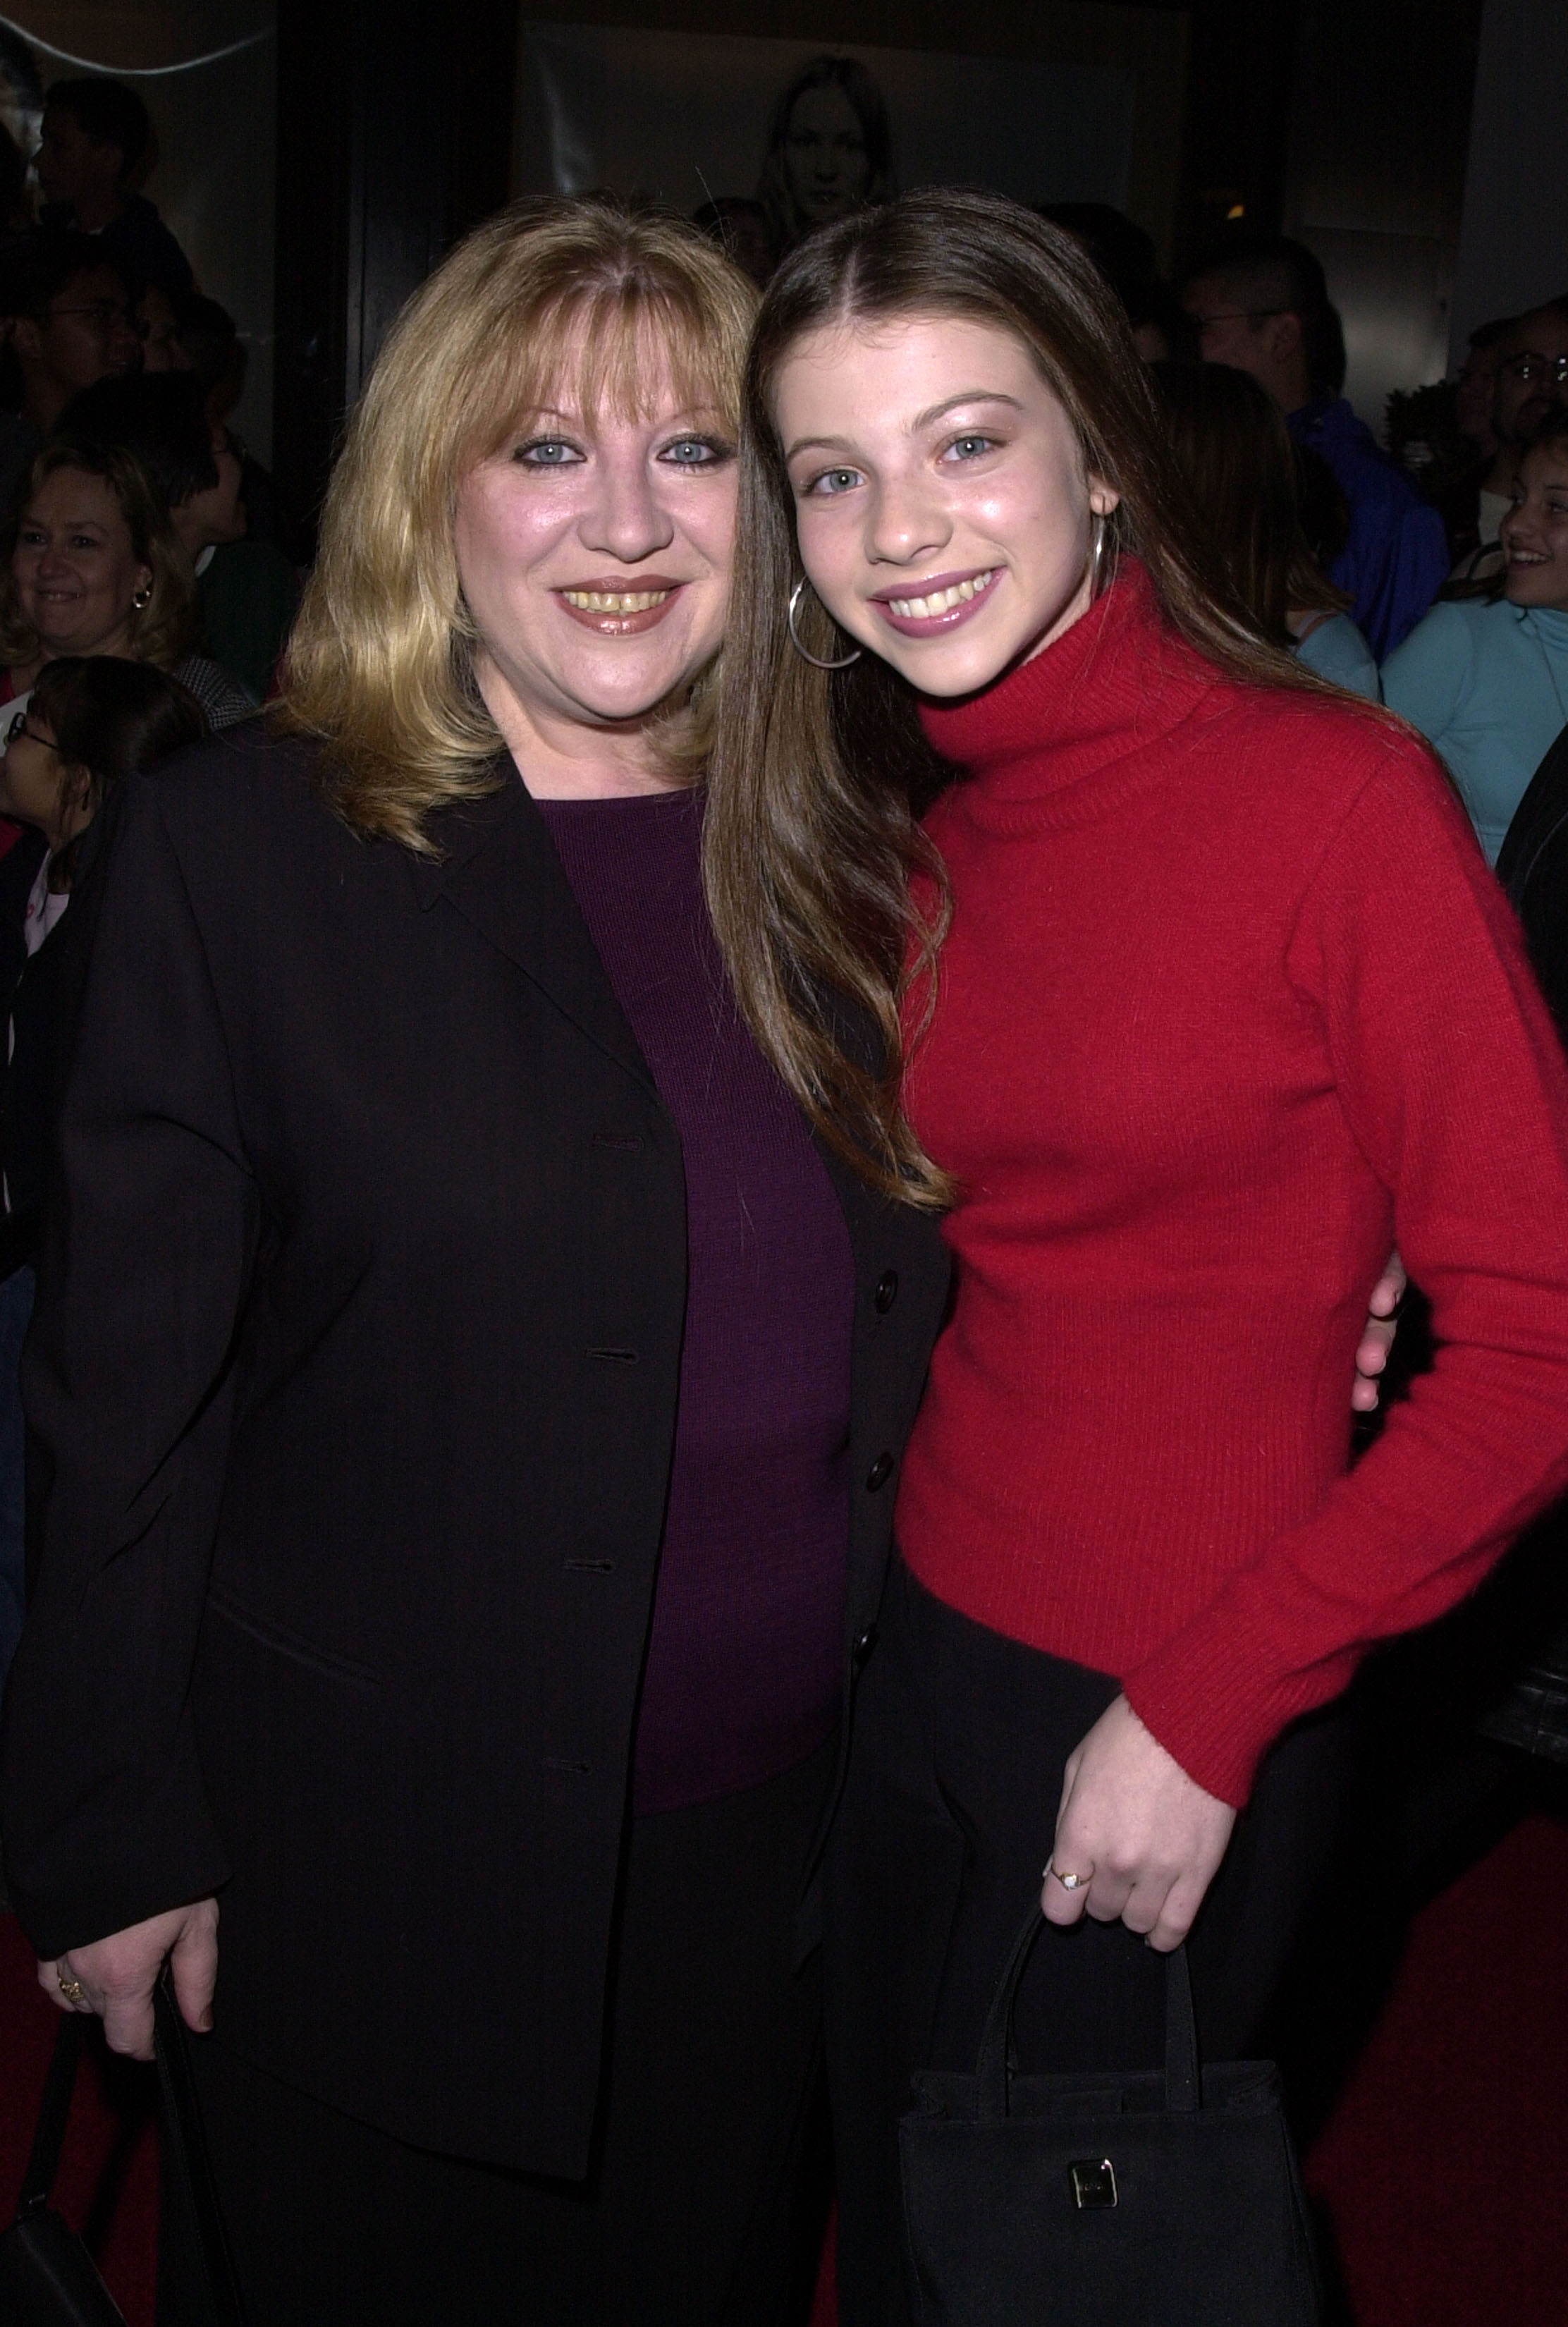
[0, 56, 1565, 2327]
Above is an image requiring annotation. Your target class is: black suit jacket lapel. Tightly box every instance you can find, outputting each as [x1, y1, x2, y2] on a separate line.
[410, 763, 657, 1095]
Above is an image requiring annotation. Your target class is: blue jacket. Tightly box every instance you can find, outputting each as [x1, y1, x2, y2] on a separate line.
[1381, 597, 1568, 865]
[1287, 395, 1448, 660]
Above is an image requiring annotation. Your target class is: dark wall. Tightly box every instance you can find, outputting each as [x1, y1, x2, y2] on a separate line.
[1282, 0, 1485, 421]
[271, 0, 1486, 522]
[274, 0, 518, 535]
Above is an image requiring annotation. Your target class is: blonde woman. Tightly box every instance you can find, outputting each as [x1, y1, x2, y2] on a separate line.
[0, 439, 253, 730]
[1, 200, 950, 2323]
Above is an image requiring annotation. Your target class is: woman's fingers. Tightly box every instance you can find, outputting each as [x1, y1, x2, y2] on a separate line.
[169, 1896, 220, 2034]
[37, 1955, 94, 2013]
[1353, 1251, 1407, 1410]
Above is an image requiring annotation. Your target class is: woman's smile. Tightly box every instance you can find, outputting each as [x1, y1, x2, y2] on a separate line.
[555, 573, 686, 635]
[871, 566, 1000, 635]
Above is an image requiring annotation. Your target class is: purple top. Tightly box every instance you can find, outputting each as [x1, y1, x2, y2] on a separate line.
[538, 788, 853, 1812]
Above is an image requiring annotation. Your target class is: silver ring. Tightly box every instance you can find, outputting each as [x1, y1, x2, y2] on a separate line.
[786, 578, 862, 670]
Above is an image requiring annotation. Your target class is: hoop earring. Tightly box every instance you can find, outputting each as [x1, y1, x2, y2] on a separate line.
[787, 577, 862, 671]
[1088, 512, 1110, 599]
[132, 584, 152, 610]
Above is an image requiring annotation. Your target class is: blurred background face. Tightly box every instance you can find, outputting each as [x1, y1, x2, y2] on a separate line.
[0, 707, 71, 841]
[1501, 442, 1568, 611]
[1492, 312, 1568, 449]
[178, 424, 246, 551]
[35, 104, 121, 209]
[453, 339, 737, 741]
[777, 311, 1117, 700]
[15, 264, 142, 403]
[13, 468, 152, 658]
[783, 84, 873, 228]
[138, 285, 192, 374]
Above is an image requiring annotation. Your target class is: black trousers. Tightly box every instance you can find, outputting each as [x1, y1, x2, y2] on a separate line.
[824, 1562, 1355, 2327]
[159, 1740, 833, 2327]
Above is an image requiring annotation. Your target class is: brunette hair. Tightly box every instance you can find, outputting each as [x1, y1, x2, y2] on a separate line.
[1151, 360, 1347, 643]
[30, 654, 207, 885]
[706, 188, 1353, 1207]
[757, 56, 895, 253]
[276, 197, 756, 855]
[0, 440, 197, 671]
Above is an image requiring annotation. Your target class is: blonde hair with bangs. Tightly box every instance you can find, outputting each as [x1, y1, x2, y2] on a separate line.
[278, 197, 757, 853]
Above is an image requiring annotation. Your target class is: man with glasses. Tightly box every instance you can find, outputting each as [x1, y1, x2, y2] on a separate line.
[0, 229, 142, 519]
[1182, 236, 1448, 657]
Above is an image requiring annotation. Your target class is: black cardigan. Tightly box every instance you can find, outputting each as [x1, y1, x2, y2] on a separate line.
[0, 727, 950, 2177]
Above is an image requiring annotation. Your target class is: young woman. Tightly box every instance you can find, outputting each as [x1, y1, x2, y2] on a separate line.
[1153, 358, 1380, 697]
[704, 190, 1568, 2324]
[1, 200, 949, 2326]
[0, 441, 254, 731]
[1383, 413, 1568, 863]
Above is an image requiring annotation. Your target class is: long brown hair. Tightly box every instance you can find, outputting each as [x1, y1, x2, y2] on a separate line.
[706, 188, 1347, 1207]
[0, 441, 196, 672]
[1151, 360, 1348, 642]
[276, 197, 756, 854]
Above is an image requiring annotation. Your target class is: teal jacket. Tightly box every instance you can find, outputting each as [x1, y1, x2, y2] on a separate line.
[1381, 597, 1568, 865]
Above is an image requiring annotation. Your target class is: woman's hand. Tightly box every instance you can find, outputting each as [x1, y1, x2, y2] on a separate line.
[1042, 1697, 1235, 1952]
[1352, 1250, 1407, 1413]
[39, 1897, 219, 2060]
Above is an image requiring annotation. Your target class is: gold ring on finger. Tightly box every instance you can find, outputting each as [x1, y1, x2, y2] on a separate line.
[1046, 1862, 1094, 1893]
[56, 1969, 87, 2006]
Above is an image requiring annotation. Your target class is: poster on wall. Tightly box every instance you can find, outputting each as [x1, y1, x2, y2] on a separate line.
[514, 23, 1137, 270]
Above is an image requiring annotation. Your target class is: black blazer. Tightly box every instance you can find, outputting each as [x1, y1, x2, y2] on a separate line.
[0, 727, 950, 2177]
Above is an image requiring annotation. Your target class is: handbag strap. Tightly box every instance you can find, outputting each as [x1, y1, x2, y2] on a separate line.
[1163, 1943, 1200, 2113]
[153, 1974, 246, 2327]
[15, 2008, 84, 2219]
[974, 1909, 1204, 2121]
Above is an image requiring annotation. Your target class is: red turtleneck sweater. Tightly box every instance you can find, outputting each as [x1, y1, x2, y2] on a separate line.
[897, 561, 1568, 1805]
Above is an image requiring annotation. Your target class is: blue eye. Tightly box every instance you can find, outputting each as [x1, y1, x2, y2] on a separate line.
[807, 467, 862, 497]
[661, 437, 728, 468]
[515, 439, 581, 467]
[945, 434, 996, 461]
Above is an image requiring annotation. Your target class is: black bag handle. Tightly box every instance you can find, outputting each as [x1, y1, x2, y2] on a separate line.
[153, 1973, 247, 2327]
[975, 1910, 1202, 2123]
[13, 2010, 85, 2222]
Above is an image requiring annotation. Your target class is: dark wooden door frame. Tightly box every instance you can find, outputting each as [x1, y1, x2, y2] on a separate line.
[273, 0, 519, 542]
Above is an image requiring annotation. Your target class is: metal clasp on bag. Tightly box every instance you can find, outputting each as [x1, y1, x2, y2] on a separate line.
[1069, 2157, 1118, 2209]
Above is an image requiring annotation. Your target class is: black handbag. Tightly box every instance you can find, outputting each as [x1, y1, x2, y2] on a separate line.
[899, 1912, 1322, 2326]
[0, 2010, 128, 2326]
[0, 1974, 245, 2327]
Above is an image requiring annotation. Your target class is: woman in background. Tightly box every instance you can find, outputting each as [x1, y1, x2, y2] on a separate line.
[706, 189, 1568, 2323]
[0, 441, 254, 731]
[1383, 413, 1568, 864]
[757, 54, 894, 257]
[1153, 358, 1380, 697]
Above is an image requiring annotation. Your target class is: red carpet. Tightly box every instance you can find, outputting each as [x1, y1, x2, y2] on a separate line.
[7, 1819, 1567, 2324]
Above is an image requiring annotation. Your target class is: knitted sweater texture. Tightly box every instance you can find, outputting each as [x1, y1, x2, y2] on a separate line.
[896, 561, 1568, 1804]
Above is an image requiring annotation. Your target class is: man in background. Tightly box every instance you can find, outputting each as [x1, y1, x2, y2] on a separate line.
[1183, 236, 1448, 656]
[0, 230, 141, 514]
[35, 75, 193, 300]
